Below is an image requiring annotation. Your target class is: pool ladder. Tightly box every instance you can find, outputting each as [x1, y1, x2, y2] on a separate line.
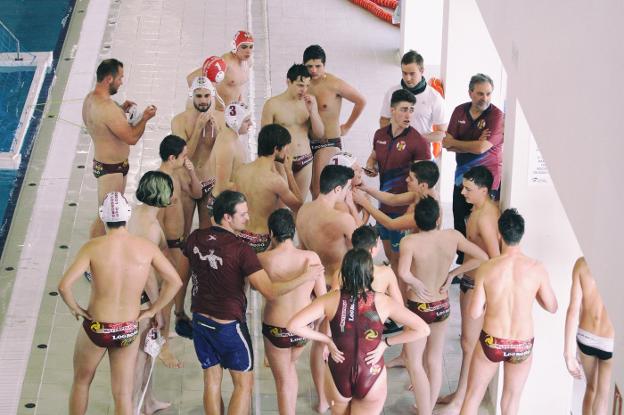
[0, 19, 22, 61]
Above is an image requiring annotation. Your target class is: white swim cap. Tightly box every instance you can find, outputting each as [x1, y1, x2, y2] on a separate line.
[189, 76, 214, 98]
[330, 152, 357, 168]
[99, 192, 132, 223]
[224, 101, 250, 133]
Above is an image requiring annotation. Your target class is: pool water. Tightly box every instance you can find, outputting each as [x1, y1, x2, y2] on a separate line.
[0, 1, 74, 53]
[0, 0, 74, 250]
[0, 68, 35, 152]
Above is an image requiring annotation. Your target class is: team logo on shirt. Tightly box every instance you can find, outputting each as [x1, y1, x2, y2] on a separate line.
[478, 119, 486, 129]
[364, 329, 379, 340]
[370, 364, 382, 375]
[396, 141, 406, 151]
[193, 247, 223, 269]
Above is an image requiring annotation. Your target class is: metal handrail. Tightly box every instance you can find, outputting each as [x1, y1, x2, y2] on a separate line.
[0, 19, 21, 61]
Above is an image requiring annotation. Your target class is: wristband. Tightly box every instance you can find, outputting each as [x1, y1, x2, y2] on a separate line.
[384, 337, 391, 347]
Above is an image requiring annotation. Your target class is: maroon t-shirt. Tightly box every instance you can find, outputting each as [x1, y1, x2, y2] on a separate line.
[373, 125, 431, 215]
[184, 226, 263, 321]
[447, 102, 504, 190]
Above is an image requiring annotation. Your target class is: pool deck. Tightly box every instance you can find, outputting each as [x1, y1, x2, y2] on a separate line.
[0, 0, 491, 414]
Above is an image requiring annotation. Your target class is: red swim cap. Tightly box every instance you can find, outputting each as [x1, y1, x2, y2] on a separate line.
[202, 56, 227, 84]
[232, 30, 254, 52]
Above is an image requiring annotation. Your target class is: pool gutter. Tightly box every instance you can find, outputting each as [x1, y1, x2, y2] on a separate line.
[0, 0, 112, 412]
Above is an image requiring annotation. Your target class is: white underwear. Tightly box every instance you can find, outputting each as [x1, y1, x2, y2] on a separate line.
[576, 328, 614, 353]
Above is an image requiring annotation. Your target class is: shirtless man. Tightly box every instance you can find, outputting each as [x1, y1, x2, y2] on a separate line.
[461, 209, 558, 415]
[171, 76, 219, 235]
[127, 171, 173, 414]
[82, 58, 156, 239]
[303, 44, 366, 198]
[233, 124, 303, 253]
[437, 166, 501, 414]
[258, 209, 327, 415]
[58, 192, 181, 415]
[157, 135, 202, 361]
[330, 152, 370, 226]
[564, 257, 614, 415]
[351, 225, 402, 303]
[296, 164, 358, 412]
[398, 197, 487, 415]
[355, 160, 439, 232]
[187, 31, 253, 109]
[200, 101, 252, 228]
[262, 63, 324, 200]
[354, 160, 440, 366]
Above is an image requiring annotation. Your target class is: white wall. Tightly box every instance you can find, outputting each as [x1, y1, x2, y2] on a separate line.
[476, 0, 624, 410]
[502, 96, 579, 413]
[400, 0, 444, 76]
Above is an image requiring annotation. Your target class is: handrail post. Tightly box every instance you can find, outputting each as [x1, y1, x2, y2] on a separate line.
[0, 19, 22, 61]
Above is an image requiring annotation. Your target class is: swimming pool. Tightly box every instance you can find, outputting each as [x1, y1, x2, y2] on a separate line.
[0, 0, 75, 250]
[0, 67, 35, 152]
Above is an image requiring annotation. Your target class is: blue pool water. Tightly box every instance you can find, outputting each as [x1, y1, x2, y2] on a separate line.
[0, 68, 35, 152]
[0, 0, 74, 250]
[0, 1, 74, 53]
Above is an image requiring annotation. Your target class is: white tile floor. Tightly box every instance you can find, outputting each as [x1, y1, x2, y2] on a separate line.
[10, 0, 493, 413]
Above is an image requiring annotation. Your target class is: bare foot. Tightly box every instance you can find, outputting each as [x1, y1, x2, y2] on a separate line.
[386, 354, 406, 368]
[158, 344, 183, 369]
[315, 399, 330, 413]
[436, 392, 455, 404]
[144, 398, 171, 414]
[433, 401, 462, 415]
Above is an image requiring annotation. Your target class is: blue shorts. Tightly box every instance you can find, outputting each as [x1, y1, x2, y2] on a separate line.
[375, 212, 407, 253]
[192, 313, 254, 371]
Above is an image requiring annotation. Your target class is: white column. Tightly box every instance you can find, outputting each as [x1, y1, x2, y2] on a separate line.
[400, 0, 444, 76]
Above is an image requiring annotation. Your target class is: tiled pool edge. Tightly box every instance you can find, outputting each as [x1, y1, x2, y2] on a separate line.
[0, 1, 111, 413]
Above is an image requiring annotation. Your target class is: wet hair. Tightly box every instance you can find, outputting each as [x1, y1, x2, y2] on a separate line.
[106, 221, 126, 229]
[351, 225, 379, 251]
[303, 44, 326, 64]
[341, 249, 374, 302]
[410, 160, 439, 188]
[414, 196, 439, 231]
[136, 171, 173, 207]
[268, 208, 296, 242]
[400, 50, 424, 70]
[286, 63, 310, 82]
[498, 208, 525, 245]
[469, 73, 494, 91]
[257, 124, 292, 157]
[390, 89, 416, 107]
[213, 190, 247, 224]
[463, 166, 493, 192]
[159, 135, 186, 161]
[96, 59, 123, 82]
[319, 165, 354, 194]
